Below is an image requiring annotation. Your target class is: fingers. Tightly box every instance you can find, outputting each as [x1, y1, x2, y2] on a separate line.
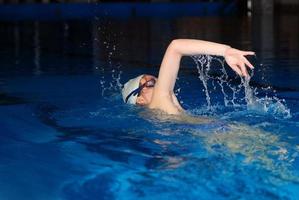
[242, 51, 255, 56]
[242, 57, 254, 69]
[239, 62, 249, 77]
[230, 64, 242, 76]
[226, 49, 255, 77]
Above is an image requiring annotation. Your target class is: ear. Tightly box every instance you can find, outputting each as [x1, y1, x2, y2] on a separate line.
[136, 96, 146, 106]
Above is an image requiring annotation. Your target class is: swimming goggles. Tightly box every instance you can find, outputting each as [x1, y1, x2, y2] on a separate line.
[125, 79, 156, 103]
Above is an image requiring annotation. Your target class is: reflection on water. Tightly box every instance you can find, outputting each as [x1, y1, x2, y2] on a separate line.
[13, 22, 20, 65]
[33, 21, 41, 75]
[1, 14, 299, 71]
[1, 14, 299, 96]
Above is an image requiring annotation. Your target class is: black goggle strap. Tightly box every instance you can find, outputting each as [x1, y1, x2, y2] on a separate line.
[125, 87, 141, 103]
[125, 79, 155, 103]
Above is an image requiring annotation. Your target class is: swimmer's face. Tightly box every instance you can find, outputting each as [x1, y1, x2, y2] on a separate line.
[136, 74, 157, 106]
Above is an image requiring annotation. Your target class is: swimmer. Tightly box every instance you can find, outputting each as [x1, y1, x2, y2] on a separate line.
[122, 39, 255, 115]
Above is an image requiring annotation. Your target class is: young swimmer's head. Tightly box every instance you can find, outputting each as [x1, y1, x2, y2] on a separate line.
[122, 75, 144, 104]
[122, 74, 157, 106]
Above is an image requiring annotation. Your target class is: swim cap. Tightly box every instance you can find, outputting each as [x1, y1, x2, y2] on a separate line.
[122, 75, 144, 104]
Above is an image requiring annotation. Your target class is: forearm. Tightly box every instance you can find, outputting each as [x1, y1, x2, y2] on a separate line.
[157, 39, 230, 92]
[170, 39, 231, 57]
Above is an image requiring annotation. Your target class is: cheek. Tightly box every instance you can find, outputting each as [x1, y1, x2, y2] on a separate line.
[146, 89, 154, 101]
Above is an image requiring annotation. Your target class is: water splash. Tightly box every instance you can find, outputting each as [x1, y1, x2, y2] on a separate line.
[93, 20, 123, 97]
[98, 67, 122, 96]
[241, 71, 291, 119]
[191, 55, 291, 119]
[191, 55, 213, 108]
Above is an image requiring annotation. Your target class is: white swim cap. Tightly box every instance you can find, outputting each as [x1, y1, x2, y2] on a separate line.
[122, 75, 144, 104]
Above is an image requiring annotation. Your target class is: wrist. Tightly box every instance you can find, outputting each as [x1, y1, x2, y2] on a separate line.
[222, 45, 232, 57]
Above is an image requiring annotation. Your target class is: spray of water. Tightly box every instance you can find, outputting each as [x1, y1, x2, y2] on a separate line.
[93, 21, 123, 97]
[191, 55, 291, 119]
[192, 55, 213, 108]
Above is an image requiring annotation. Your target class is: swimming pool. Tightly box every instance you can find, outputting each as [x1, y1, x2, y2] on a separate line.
[0, 16, 299, 200]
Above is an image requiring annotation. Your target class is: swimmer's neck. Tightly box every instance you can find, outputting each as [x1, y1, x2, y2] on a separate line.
[148, 91, 184, 115]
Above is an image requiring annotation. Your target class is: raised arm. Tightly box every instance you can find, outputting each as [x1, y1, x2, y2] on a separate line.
[149, 39, 254, 114]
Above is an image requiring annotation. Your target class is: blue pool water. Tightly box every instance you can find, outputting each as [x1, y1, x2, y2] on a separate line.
[0, 16, 299, 200]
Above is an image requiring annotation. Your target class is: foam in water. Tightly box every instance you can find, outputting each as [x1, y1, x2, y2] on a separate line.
[191, 55, 291, 119]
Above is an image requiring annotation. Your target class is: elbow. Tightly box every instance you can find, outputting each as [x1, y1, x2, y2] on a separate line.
[168, 39, 182, 55]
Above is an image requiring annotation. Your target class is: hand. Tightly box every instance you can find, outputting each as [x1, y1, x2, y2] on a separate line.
[224, 48, 255, 77]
